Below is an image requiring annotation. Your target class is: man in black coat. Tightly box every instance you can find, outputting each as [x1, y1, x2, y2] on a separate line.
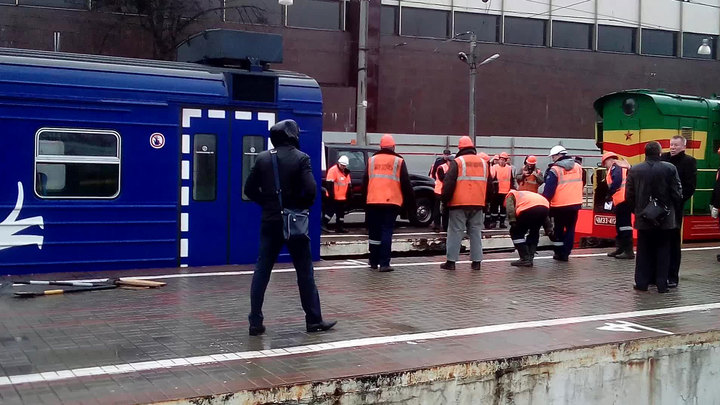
[244, 119, 336, 336]
[661, 135, 697, 288]
[626, 141, 683, 293]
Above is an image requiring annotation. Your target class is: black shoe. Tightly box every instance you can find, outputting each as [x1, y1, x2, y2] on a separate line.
[369, 261, 378, 270]
[667, 281, 678, 289]
[249, 325, 266, 336]
[717, 254, 720, 262]
[552, 254, 568, 262]
[615, 251, 635, 260]
[378, 266, 394, 272]
[307, 320, 337, 333]
[657, 288, 669, 294]
[607, 248, 622, 257]
[633, 285, 648, 291]
[510, 259, 533, 267]
[471, 261, 481, 270]
[440, 261, 456, 270]
[499, 223, 507, 229]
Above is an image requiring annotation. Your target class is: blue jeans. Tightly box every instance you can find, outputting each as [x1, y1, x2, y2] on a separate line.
[248, 221, 323, 327]
[366, 205, 398, 267]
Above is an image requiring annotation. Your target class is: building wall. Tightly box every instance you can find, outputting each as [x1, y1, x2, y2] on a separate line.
[2, 1, 720, 139]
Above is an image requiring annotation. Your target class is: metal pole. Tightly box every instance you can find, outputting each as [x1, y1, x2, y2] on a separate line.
[356, 0, 369, 146]
[53, 32, 61, 52]
[469, 32, 477, 142]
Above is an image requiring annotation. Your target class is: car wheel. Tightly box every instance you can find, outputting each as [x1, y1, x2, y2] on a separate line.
[411, 196, 433, 227]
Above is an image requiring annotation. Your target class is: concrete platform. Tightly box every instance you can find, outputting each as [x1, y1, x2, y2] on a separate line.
[1, 245, 720, 404]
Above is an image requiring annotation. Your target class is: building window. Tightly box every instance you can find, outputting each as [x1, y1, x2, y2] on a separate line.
[225, 0, 283, 25]
[552, 21, 591, 50]
[35, 129, 121, 199]
[381, 5, 398, 35]
[19, 0, 88, 9]
[683, 32, 715, 59]
[0, 0, 15, 4]
[598, 25, 636, 53]
[287, 0, 342, 30]
[242, 136, 265, 201]
[504, 16, 546, 46]
[454, 12, 499, 43]
[193, 134, 217, 202]
[400, 7, 449, 39]
[642, 29, 677, 57]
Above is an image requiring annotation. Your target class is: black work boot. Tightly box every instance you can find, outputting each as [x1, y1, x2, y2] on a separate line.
[471, 261, 482, 270]
[511, 244, 533, 267]
[335, 219, 349, 234]
[440, 261, 456, 270]
[607, 238, 623, 257]
[307, 320, 337, 333]
[615, 237, 635, 260]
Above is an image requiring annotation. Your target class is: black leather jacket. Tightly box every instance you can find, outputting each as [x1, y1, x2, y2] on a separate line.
[625, 156, 683, 230]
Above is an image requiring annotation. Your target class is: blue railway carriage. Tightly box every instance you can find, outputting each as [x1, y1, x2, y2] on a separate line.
[0, 42, 323, 275]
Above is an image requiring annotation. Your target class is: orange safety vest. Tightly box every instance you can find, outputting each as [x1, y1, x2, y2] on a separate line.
[518, 168, 542, 192]
[605, 165, 627, 206]
[326, 164, 351, 201]
[434, 162, 449, 195]
[366, 154, 404, 206]
[549, 162, 584, 207]
[448, 155, 488, 207]
[505, 190, 549, 215]
[492, 164, 513, 194]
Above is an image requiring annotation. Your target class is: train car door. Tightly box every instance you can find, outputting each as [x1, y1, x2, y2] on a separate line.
[180, 108, 275, 267]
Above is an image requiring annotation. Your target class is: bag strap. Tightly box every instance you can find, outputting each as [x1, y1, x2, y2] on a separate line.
[270, 149, 284, 210]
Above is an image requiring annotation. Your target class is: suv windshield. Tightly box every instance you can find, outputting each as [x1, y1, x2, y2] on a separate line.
[338, 150, 366, 172]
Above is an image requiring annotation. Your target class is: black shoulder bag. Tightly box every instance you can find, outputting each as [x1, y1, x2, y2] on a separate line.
[271, 150, 310, 240]
[639, 164, 670, 228]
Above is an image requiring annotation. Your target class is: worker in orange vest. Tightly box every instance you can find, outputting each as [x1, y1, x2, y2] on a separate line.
[516, 155, 543, 193]
[542, 145, 584, 261]
[602, 152, 634, 259]
[325, 155, 352, 233]
[429, 149, 452, 232]
[504, 190, 551, 267]
[440, 136, 491, 270]
[488, 152, 515, 229]
[362, 134, 416, 272]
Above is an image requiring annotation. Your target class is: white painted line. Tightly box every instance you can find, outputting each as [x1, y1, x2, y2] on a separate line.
[235, 111, 251, 120]
[619, 321, 673, 335]
[181, 160, 190, 180]
[208, 110, 226, 119]
[182, 108, 202, 128]
[2, 302, 718, 387]
[181, 187, 189, 206]
[182, 134, 191, 154]
[62, 245, 720, 283]
[180, 239, 188, 258]
[181, 213, 189, 233]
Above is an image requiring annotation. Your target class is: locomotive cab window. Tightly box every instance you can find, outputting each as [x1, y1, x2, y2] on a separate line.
[35, 129, 120, 199]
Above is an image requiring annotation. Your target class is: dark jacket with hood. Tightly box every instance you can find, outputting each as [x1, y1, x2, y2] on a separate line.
[542, 155, 583, 210]
[625, 155, 683, 230]
[244, 120, 316, 222]
[361, 148, 416, 216]
[441, 147, 494, 209]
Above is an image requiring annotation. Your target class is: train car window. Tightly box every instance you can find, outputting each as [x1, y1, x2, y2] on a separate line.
[552, 21, 592, 50]
[225, 0, 283, 25]
[683, 32, 715, 59]
[193, 134, 217, 202]
[400, 7, 450, 39]
[287, 0, 342, 31]
[622, 98, 636, 116]
[641, 29, 677, 57]
[504, 17, 546, 46]
[242, 136, 265, 201]
[19, 0, 88, 9]
[381, 5, 398, 35]
[454, 12, 499, 43]
[598, 25, 636, 53]
[35, 129, 120, 199]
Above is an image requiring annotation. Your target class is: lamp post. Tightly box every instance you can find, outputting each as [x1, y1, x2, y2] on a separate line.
[456, 31, 499, 144]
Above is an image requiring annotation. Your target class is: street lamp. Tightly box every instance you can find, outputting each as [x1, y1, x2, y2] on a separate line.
[455, 31, 499, 144]
[278, 0, 292, 5]
[698, 38, 712, 56]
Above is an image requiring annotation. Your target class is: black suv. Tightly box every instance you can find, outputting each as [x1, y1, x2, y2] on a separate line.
[322, 145, 436, 227]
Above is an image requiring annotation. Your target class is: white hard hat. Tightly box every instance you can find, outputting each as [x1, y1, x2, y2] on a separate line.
[338, 155, 349, 166]
[549, 145, 567, 156]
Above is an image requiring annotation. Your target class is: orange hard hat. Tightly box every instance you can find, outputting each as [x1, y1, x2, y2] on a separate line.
[499, 152, 509, 159]
[601, 151, 619, 164]
[478, 152, 490, 161]
[493, 154, 499, 161]
[380, 134, 395, 149]
[458, 136, 474, 149]
[526, 155, 537, 164]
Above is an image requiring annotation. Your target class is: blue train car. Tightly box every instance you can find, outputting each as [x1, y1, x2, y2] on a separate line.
[0, 38, 323, 275]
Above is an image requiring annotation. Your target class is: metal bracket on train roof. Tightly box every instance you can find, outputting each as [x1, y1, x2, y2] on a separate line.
[176, 29, 282, 71]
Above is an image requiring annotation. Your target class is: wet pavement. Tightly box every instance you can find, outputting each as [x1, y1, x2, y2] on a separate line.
[1, 244, 720, 404]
